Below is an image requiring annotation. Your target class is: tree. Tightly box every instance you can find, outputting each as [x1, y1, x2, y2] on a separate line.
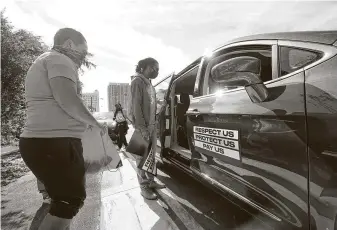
[1, 10, 48, 144]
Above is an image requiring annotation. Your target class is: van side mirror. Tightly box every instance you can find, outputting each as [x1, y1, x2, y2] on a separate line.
[245, 83, 269, 103]
[211, 56, 269, 103]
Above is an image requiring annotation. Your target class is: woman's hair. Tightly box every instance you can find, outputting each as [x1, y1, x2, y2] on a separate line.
[135, 57, 158, 74]
[54, 28, 86, 46]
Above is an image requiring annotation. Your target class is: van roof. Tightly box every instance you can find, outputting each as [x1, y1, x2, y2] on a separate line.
[215, 31, 337, 51]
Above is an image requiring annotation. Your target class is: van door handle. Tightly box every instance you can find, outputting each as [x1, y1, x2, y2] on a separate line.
[186, 109, 201, 118]
[187, 109, 203, 122]
[186, 109, 201, 116]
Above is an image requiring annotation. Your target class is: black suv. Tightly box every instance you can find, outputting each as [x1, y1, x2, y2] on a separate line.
[154, 31, 337, 230]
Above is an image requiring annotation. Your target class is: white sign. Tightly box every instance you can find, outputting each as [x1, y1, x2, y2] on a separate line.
[194, 140, 240, 160]
[193, 126, 240, 160]
[193, 133, 239, 150]
[141, 149, 157, 175]
[194, 126, 239, 140]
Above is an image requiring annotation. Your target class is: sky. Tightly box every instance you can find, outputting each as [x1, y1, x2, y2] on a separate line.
[2, 0, 337, 112]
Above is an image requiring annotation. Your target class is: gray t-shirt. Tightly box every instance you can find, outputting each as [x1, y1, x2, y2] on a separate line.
[21, 50, 86, 138]
[142, 76, 156, 127]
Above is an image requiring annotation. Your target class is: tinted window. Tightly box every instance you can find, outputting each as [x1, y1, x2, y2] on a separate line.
[154, 75, 173, 144]
[154, 75, 172, 114]
[205, 46, 272, 95]
[174, 66, 199, 95]
[279, 46, 320, 76]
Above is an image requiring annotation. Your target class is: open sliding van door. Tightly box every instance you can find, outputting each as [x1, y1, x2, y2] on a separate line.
[154, 72, 176, 159]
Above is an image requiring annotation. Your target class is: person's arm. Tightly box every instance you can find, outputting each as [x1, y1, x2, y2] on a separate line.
[49, 77, 102, 128]
[130, 78, 151, 140]
[46, 56, 102, 128]
[131, 78, 147, 129]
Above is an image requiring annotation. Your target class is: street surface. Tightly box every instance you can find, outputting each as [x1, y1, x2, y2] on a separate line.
[1, 127, 269, 230]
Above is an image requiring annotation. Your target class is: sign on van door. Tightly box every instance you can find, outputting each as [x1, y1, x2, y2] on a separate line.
[193, 126, 241, 161]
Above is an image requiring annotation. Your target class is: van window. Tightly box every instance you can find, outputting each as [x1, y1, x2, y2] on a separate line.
[154, 75, 172, 114]
[174, 66, 199, 95]
[279, 46, 320, 76]
[204, 46, 272, 95]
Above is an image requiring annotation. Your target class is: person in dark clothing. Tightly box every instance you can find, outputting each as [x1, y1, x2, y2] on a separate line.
[113, 103, 128, 150]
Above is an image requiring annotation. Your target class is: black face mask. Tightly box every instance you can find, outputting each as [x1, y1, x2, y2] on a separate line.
[149, 71, 158, 79]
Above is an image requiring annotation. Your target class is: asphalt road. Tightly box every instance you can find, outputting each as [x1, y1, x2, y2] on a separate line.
[153, 159, 272, 230]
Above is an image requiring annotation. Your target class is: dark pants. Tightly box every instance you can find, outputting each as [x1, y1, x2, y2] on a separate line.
[19, 137, 86, 219]
[116, 122, 128, 149]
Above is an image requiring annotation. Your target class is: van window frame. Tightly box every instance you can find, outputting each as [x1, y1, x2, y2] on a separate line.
[276, 40, 337, 79]
[205, 47, 273, 95]
[154, 73, 174, 114]
[200, 41, 278, 97]
[194, 40, 337, 99]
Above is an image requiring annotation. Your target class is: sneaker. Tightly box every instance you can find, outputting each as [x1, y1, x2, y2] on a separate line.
[140, 186, 158, 200]
[148, 181, 166, 190]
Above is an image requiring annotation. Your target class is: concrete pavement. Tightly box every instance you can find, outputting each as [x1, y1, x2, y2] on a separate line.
[1, 127, 204, 230]
[99, 152, 181, 230]
[1, 130, 266, 230]
[1, 145, 19, 155]
[1, 151, 204, 230]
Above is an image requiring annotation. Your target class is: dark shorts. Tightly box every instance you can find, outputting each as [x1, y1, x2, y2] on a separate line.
[19, 137, 86, 203]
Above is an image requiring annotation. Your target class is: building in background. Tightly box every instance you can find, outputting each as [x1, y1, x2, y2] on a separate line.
[108, 83, 130, 115]
[82, 90, 100, 112]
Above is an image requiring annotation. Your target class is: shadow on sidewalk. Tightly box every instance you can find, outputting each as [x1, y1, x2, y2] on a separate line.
[1, 199, 10, 209]
[1, 198, 31, 230]
[1, 210, 31, 230]
[28, 203, 50, 230]
[25, 172, 102, 230]
[140, 194, 186, 230]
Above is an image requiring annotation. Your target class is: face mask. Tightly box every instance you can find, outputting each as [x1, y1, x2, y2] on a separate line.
[53, 46, 86, 68]
[149, 71, 158, 79]
[148, 65, 159, 79]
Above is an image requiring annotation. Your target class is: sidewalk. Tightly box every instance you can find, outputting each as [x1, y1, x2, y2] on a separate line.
[1, 152, 180, 230]
[99, 152, 179, 230]
[1, 126, 204, 230]
[1, 145, 19, 156]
